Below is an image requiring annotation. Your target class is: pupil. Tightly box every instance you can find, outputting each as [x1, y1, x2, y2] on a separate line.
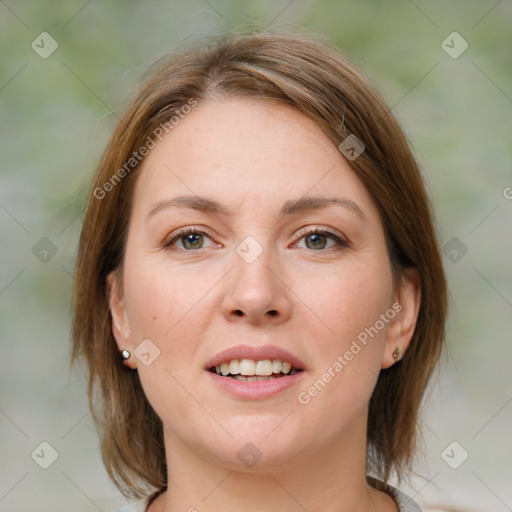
[306, 233, 325, 250]
[184, 233, 202, 249]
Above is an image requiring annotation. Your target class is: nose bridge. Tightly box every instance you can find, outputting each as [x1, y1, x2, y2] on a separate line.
[221, 234, 292, 324]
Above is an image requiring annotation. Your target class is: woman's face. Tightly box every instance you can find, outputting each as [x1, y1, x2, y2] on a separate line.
[108, 98, 418, 470]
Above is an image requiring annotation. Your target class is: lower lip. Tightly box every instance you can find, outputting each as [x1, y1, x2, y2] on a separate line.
[206, 370, 306, 400]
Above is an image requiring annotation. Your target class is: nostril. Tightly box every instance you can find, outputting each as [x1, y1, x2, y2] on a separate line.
[267, 310, 278, 316]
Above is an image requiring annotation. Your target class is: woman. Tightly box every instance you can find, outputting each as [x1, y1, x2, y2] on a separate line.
[72, 30, 447, 512]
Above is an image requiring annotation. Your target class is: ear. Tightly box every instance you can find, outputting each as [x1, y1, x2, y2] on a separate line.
[106, 270, 136, 369]
[381, 267, 421, 369]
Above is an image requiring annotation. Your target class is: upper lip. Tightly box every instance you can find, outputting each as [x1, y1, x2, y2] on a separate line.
[205, 344, 307, 371]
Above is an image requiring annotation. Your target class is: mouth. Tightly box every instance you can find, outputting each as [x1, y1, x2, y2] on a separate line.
[204, 345, 307, 399]
[209, 358, 304, 381]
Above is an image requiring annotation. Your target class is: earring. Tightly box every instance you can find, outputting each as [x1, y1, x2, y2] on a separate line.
[121, 349, 131, 361]
[392, 347, 401, 360]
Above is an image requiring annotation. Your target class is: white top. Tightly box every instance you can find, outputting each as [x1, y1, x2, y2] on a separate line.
[112, 479, 422, 511]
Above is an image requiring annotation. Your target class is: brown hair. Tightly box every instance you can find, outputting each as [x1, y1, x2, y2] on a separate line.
[71, 30, 448, 498]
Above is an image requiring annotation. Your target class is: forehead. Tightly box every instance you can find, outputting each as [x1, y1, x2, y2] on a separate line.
[131, 98, 379, 223]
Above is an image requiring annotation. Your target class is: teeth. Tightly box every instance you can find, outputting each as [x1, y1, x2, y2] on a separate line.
[255, 359, 273, 376]
[240, 359, 256, 375]
[234, 375, 278, 381]
[272, 359, 282, 373]
[213, 358, 299, 376]
[229, 359, 240, 375]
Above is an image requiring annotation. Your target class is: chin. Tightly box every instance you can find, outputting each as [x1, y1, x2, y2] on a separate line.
[207, 428, 305, 471]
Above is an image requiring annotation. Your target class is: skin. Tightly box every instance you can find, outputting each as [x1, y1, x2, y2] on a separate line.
[108, 98, 421, 512]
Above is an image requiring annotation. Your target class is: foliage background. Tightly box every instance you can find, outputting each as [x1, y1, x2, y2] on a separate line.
[1, 1, 511, 510]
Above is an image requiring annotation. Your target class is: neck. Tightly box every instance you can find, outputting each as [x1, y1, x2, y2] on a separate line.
[151, 414, 396, 512]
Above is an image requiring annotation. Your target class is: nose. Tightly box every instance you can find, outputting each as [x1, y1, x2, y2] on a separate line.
[221, 244, 293, 326]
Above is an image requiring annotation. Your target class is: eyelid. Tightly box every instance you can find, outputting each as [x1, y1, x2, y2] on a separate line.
[162, 225, 350, 251]
[162, 225, 218, 249]
[294, 226, 350, 249]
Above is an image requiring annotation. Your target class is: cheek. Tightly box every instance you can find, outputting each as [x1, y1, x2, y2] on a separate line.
[296, 257, 394, 353]
[122, 252, 216, 365]
[121, 257, 209, 420]
[123, 245, 191, 331]
[124, 269, 177, 336]
[294, 254, 394, 408]
[291, 254, 393, 419]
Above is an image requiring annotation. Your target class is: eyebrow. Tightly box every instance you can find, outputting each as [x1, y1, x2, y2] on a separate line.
[146, 195, 367, 222]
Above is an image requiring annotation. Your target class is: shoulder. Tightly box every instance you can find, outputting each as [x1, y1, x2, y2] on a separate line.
[367, 475, 423, 512]
[110, 497, 150, 512]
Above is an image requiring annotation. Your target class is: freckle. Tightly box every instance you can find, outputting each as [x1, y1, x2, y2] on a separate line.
[153, 315, 157, 320]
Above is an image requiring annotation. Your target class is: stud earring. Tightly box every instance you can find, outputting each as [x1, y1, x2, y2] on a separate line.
[121, 349, 131, 361]
[392, 347, 401, 360]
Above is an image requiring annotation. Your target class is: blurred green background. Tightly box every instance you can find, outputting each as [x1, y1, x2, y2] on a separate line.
[1, 1, 511, 510]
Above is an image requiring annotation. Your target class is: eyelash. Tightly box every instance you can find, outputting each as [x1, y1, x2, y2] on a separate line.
[162, 226, 350, 252]
[296, 227, 350, 251]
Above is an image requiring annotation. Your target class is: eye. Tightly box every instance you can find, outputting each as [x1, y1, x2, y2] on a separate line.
[163, 227, 217, 251]
[162, 226, 349, 252]
[295, 227, 350, 251]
